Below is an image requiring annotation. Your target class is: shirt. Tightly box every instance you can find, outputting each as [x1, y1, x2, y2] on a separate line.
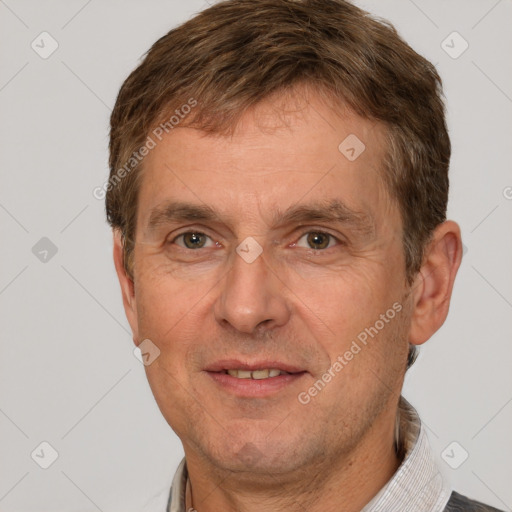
[165, 397, 453, 512]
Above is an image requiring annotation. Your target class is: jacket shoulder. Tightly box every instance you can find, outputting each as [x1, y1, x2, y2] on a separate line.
[444, 491, 505, 512]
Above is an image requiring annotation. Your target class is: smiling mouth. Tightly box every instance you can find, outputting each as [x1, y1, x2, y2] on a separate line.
[220, 368, 291, 379]
[204, 360, 308, 396]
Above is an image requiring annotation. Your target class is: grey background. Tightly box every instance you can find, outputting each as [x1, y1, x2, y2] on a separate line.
[0, 0, 511, 510]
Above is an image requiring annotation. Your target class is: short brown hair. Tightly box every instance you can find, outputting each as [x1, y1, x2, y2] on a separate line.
[107, 0, 450, 296]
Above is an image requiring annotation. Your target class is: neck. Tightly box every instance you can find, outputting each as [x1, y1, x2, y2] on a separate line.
[183, 406, 401, 512]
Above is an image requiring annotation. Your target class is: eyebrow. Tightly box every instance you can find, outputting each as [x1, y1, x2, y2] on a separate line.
[146, 199, 376, 238]
[147, 202, 224, 231]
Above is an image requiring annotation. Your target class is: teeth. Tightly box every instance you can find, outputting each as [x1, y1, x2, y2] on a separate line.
[226, 368, 286, 379]
[252, 369, 269, 379]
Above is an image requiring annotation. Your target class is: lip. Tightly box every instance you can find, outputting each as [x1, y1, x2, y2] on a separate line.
[205, 370, 307, 398]
[204, 359, 306, 374]
[204, 359, 308, 398]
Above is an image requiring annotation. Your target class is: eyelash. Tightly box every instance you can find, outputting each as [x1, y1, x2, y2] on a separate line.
[170, 230, 343, 251]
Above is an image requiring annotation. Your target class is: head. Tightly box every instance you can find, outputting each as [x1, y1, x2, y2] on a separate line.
[107, 0, 461, 481]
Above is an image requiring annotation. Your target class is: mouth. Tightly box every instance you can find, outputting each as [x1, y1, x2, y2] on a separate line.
[219, 368, 293, 379]
[204, 360, 308, 397]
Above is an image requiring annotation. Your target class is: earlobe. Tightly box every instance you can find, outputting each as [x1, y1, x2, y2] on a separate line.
[112, 230, 139, 342]
[408, 221, 463, 346]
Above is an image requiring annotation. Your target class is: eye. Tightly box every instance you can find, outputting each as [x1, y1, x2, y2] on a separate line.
[173, 232, 216, 249]
[296, 231, 339, 250]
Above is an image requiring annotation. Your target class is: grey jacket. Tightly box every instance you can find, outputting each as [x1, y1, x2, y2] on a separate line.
[444, 491, 505, 511]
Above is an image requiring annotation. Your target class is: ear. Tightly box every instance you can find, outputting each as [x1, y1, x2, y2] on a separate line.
[113, 229, 139, 344]
[409, 220, 463, 346]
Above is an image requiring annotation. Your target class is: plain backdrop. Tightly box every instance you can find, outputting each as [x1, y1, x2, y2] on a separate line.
[1, 0, 511, 510]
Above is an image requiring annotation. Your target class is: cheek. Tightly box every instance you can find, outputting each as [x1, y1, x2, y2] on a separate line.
[134, 256, 208, 337]
[295, 267, 390, 337]
[133, 262, 219, 388]
[134, 272, 205, 424]
[315, 293, 409, 410]
[291, 261, 407, 392]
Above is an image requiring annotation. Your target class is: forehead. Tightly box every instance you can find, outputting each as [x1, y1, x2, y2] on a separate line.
[137, 89, 398, 235]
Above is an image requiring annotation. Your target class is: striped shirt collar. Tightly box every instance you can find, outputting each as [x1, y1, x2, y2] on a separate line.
[166, 397, 452, 512]
[361, 397, 452, 511]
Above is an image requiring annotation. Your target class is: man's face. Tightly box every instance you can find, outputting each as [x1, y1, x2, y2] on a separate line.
[125, 89, 413, 476]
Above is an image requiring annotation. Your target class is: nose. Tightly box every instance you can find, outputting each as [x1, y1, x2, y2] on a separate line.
[213, 243, 291, 334]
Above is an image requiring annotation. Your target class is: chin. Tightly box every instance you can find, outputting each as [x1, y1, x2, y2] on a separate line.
[197, 426, 311, 476]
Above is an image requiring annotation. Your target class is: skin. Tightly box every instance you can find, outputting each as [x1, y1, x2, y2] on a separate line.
[113, 86, 462, 512]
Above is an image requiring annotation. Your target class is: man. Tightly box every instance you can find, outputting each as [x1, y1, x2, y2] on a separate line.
[106, 0, 502, 510]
